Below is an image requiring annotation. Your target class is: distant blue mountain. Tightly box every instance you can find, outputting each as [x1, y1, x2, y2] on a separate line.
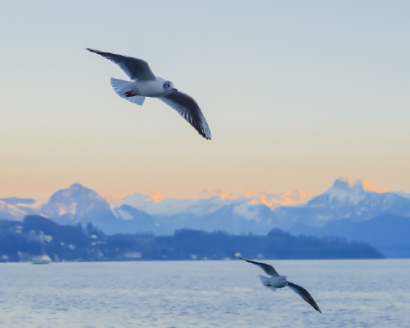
[289, 214, 410, 258]
[113, 205, 172, 235]
[153, 203, 275, 235]
[272, 178, 410, 229]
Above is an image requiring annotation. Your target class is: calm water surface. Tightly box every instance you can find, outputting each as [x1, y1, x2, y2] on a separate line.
[0, 259, 409, 328]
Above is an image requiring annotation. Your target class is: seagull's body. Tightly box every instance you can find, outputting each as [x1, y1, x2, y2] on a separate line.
[257, 274, 287, 291]
[239, 258, 322, 313]
[126, 78, 169, 98]
[87, 48, 211, 139]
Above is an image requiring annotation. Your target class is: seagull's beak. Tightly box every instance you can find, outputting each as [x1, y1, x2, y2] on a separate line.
[172, 88, 178, 92]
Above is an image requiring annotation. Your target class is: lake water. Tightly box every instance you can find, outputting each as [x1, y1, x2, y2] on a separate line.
[0, 259, 409, 328]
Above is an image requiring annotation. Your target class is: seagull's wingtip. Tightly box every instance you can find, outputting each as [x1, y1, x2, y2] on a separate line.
[86, 48, 98, 53]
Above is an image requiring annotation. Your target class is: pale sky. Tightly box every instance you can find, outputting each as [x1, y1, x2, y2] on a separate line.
[0, 1, 409, 199]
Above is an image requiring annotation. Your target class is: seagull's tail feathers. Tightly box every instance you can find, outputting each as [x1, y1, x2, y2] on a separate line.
[259, 275, 276, 291]
[110, 78, 145, 106]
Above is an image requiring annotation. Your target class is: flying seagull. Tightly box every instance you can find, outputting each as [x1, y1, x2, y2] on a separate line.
[87, 48, 211, 140]
[239, 258, 322, 313]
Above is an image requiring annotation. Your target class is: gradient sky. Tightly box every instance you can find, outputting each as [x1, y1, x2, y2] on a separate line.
[1, 1, 409, 199]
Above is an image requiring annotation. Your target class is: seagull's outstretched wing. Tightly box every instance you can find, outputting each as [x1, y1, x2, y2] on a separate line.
[287, 281, 322, 313]
[239, 258, 279, 277]
[159, 90, 211, 140]
[87, 48, 156, 81]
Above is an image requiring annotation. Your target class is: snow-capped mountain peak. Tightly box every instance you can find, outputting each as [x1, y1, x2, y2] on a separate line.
[322, 177, 387, 205]
[331, 177, 386, 193]
[248, 190, 313, 209]
[40, 183, 111, 219]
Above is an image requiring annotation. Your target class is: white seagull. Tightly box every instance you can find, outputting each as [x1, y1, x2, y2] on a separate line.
[239, 258, 322, 313]
[87, 48, 211, 140]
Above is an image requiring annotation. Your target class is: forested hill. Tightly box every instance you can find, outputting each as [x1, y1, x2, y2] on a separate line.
[0, 216, 383, 262]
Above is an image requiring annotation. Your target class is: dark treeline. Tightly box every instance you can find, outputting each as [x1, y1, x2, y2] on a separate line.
[0, 215, 383, 262]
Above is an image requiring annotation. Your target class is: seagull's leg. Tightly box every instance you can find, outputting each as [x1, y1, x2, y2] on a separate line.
[124, 90, 138, 97]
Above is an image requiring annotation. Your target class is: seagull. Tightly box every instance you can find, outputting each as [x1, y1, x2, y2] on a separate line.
[87, 48, 211, 140]
[239, 258, 322, 313]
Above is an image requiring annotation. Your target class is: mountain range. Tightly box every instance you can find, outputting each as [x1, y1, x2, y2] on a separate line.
[1, 177, 410, 257]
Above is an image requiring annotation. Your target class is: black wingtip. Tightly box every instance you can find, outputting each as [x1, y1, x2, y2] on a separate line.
[86, 48, 100, 54]
[200, 133, 211, 140]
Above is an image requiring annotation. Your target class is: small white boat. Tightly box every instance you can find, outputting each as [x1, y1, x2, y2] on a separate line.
[31, 255, 52, 265]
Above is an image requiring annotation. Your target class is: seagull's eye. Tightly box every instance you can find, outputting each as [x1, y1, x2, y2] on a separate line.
[164, 83, 170, 88]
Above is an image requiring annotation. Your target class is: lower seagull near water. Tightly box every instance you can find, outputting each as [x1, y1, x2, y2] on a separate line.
[240, 258, 322, 313]
[87, 48, 211, 140]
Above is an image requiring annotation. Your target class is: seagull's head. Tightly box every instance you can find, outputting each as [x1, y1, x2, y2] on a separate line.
[163, 80, 175, 93]
[281, 276, 288, 282]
